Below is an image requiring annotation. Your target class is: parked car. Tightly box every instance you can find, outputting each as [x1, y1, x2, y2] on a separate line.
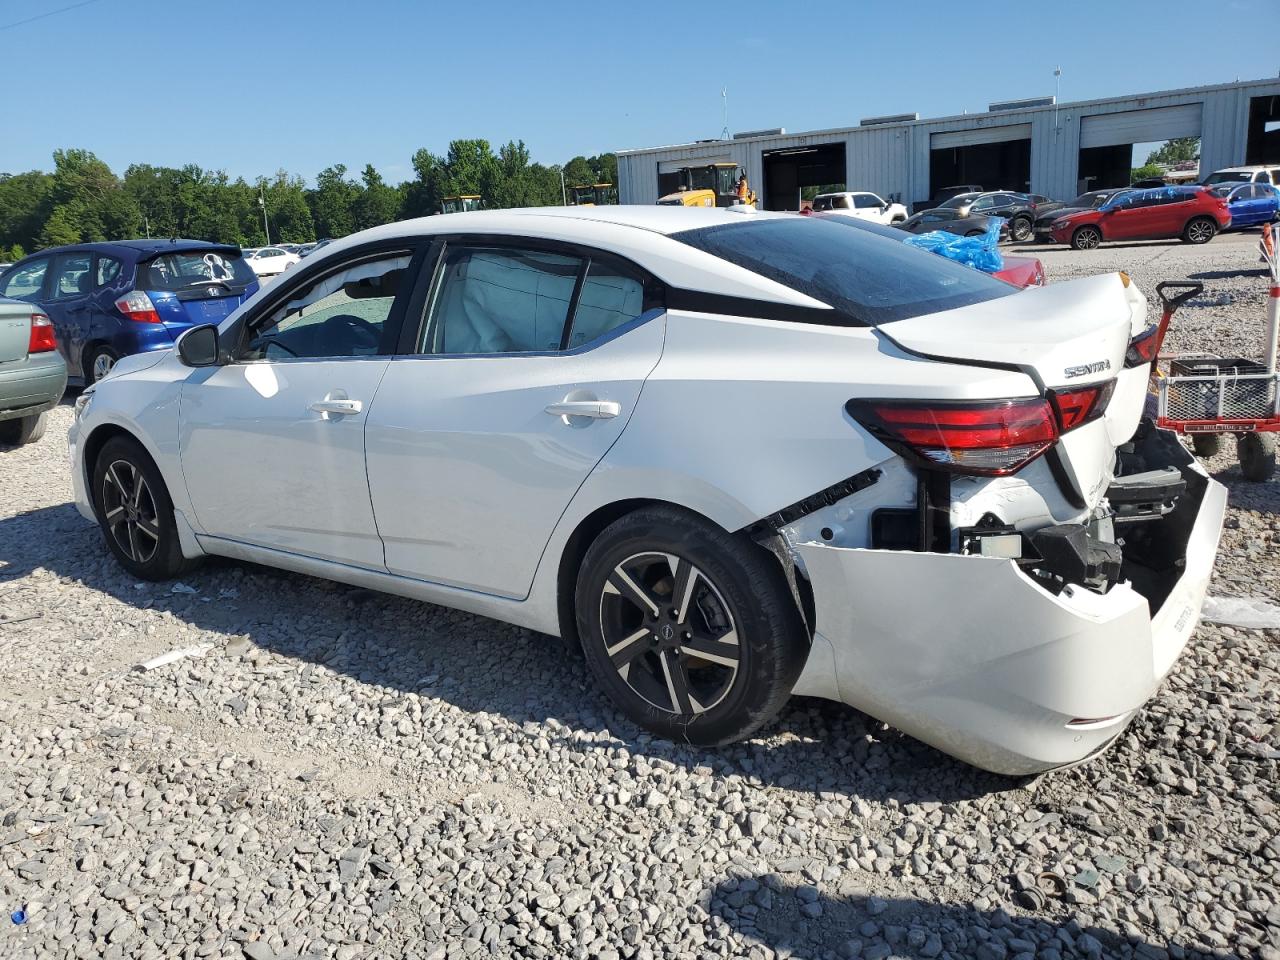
[242, 246, 300, 277]
[301, 238, 334, 258]
[1209, 183, 1280, 228]
[938, 192, 1038, 241]
[1050, 186, 1231, 249]
[1200, 165, 1280, 188]
[810, 192, 908, 224]
[898, 208, 1010, 240]
[1032, 189, 1127, 242]
[67, 206, 1225, 775]
[931, 183, 983, 205]
[0, 241, 260, 384]
[826, 214, 1040, 286]
[0, 297, 67, 445]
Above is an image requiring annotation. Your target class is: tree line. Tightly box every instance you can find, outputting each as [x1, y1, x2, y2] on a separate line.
[0, 143, 618, 262]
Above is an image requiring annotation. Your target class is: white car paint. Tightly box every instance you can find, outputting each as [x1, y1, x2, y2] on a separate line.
[68, 206, 1225, 775]
[242, 246, 300, 277]
[811, 191, 908, 224]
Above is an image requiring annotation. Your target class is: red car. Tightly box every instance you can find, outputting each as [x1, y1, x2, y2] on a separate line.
[1050, 186, 1230, 250]
[994, 255, 1046, 288]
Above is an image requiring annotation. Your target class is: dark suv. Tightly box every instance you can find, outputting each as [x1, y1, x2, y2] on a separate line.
[938, 192, 1038, 241]
[0, 240, 259, 384]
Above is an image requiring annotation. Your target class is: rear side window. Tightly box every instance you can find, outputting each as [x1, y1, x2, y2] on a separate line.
[51, 253, 92, 298]
[424, 247, 581, 354]
[673, 217, 1013, 325]
[141, 250, 256, 294]
[567, 261, 645, 349]
[96, 256, 122, 287]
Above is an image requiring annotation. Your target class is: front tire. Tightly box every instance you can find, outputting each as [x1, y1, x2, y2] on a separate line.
[0, 411, 48, 446]
[92, 435, 199, 580]
[1071, 226, 1102, 250]
[575, 505, 808, 745]
[1182, 216, 1217, 245]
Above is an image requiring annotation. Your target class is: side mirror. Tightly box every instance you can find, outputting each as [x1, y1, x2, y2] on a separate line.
[177, 324, 220, 367]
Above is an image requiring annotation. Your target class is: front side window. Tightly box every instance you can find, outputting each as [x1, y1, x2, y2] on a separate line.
[243, 253, 411, 361]
[673, 216, 1013, 326]
[50, 253, 92, 299]
[423, 247, 581, 354]
[1, 258, 49, 301]
[853, 194, 880, 209]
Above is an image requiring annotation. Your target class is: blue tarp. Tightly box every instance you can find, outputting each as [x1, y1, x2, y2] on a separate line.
[902, 217, 1004, 274]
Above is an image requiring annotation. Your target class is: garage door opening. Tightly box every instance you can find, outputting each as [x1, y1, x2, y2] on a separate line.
[927, 125, 1031, 209]
[761, 142, 846, 211]
[1246, 95, 1280, 165]
[1076, 104, 1202, 192]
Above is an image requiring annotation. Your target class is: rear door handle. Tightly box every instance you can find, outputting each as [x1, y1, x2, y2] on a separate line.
[309, 399, 363, 416]
[544, 400, 621, 420]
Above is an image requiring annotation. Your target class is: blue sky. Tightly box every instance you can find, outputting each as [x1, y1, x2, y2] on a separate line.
[3, 0, 1275, 184]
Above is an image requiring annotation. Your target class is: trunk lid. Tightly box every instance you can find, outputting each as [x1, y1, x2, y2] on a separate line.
[137, 248, 260, 335]
[879, 273, 1150, 510]
[0, 300, 32, 364]
[877, 273, 1142, 390]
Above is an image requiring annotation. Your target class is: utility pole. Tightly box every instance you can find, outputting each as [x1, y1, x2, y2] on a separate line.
[258, 187, 271, 246]
[559, 167, 567, 205]
[721, 88, 729, 140]
[1054, 67, 1062, 131]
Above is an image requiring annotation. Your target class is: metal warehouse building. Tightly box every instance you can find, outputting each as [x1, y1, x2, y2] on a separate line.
[617, 77, 1280, 210]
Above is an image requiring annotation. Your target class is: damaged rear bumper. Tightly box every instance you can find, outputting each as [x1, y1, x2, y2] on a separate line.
[792, 455, 1227, 776]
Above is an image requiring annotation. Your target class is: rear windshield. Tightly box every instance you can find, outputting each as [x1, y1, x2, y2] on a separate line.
[673, 216, 1014, 325]
[140, 250, 256, 293]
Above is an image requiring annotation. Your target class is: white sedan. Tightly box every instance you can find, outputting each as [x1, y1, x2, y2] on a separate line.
[811, 191, 908, 224]
[67, 207, 1225, 775]
[242, 246, 300, 277]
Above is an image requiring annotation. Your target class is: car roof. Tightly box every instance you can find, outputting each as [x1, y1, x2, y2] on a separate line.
[1212, 165, 1278, 173]
[13, 238, 239, 261]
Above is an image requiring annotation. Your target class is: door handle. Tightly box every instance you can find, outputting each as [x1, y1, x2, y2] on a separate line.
[309, 398, 363, 416]
[544, 400, 621, 420]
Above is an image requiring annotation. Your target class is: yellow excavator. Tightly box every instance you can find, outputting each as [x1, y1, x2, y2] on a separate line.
[440, 195, 482, 214]
[656, 163, 756, 207]
[570, 183, 618, 206]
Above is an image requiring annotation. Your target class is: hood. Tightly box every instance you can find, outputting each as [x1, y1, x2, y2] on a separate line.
[99, 348, 172, 383]
[1035, 205, 1090, 224]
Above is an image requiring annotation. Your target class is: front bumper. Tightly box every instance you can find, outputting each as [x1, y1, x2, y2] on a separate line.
[795, 463, 1227, 776]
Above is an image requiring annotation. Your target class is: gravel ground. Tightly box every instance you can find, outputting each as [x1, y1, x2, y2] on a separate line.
[1, 231, 1277, 960]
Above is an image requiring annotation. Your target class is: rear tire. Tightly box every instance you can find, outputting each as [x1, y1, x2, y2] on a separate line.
[1237, 432, 1276, 482]
[92, 435, 200, 580]
[85, 345, 119, 384]
[575, 505, 808, 746]
[1010, 216, 1032, 241]
[0, 411, 48, 446]
[1182, 217, 1217, 245]
[1071, 226, 1102, 250]
[1191, 433, 1222, 458]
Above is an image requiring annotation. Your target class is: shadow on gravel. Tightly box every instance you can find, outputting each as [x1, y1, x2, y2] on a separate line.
[706, 875, 1247, 960]
[0, 503, 1012, 805]
[1188, 267, 1270, 280]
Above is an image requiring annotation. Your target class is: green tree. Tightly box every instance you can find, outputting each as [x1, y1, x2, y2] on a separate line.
[352, 164, 400, 230]
[1146, 137, 1200, 166]
[0, 171, 54, 253]
[42, 148, 139, 245]
[399, 148, 447, 219]
[441, 139, 498, 200]
[562, 156, 595, 189]
[1130, 163, 1165, 184]
[309, 164, 359, 238]
[257, 172, 314, 245]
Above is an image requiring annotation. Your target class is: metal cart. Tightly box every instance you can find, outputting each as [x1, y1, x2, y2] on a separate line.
[1153, 278, 1279, 482]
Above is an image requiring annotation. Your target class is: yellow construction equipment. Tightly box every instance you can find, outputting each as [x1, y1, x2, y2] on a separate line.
[440, 195, 483, 214]
[656, 163, 756, 207]
[570, 183, 618, 206]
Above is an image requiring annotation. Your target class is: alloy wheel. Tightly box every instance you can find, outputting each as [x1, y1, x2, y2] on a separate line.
[1011, 218, 1031, 241]
[1074, 227, 1101, 250]
[1187, 219, 1214, 243]
[598, 551, 740, 715]
[92, 352, 116, 382]
[101, 459, 161, 564]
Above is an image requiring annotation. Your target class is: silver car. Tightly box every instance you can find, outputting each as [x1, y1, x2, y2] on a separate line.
[0, 297, 67, 445]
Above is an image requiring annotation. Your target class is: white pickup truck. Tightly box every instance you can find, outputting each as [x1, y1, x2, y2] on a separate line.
[811, 191, 908, 224]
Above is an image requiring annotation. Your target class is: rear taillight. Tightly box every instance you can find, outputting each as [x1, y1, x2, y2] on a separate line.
[848, 398, 1059, 477]
[1126, 325, 1163, 366]
[28, 313, 56, 353]
[114, 291, 161, 323]
[1048, 379, 1115, 431]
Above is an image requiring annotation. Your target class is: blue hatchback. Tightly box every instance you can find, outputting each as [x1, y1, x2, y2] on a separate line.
[1210, 183, 1280, 230]
[0, 240, 259, 383]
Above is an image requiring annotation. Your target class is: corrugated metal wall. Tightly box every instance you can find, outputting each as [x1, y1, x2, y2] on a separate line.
[618, 79, 1280, 206]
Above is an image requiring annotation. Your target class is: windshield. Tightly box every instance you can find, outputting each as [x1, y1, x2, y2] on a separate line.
[1202, 171, 1252, 185]
[672, 217, 1013, 326]
[141, 250, 256, 294]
